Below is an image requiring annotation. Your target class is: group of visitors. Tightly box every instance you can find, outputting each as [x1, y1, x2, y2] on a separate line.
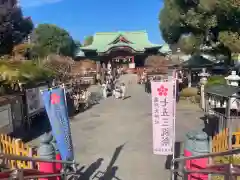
[140, 69, 184, 102]
[101, 63, 126, 100]
[144, 76, 162, 94]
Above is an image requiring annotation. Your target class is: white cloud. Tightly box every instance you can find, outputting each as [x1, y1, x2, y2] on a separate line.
[20, 0, 63, 8]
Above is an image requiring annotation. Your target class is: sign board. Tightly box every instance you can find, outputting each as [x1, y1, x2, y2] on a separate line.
[151, 81, 176, 155]
[26, 88, 40, 115]
[0, 104, 13, 133]
[26, 85, 48, 115]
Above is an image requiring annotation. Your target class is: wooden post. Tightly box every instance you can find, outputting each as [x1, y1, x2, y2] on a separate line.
[28, 147, 34, 169]
[14, 139, 21, 168]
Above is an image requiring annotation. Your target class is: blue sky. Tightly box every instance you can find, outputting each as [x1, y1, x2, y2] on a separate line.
[20, 0, 164, 44]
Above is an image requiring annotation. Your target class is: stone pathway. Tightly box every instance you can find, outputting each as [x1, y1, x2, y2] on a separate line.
[68, 74, 205, 180]
[27, 74, 205, 180]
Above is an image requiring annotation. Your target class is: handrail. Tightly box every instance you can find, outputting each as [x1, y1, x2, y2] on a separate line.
[0, 153, 78, 180]
[171, 148, 240, 180]
[0, 153, 76, 164]
[172, 148, 240, 163]
[0, 169, 78, 180]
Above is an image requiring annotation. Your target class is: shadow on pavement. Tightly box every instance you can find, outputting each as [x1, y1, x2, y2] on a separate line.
[68, 158, 104, 180]
[95, 166, 120, 180]
[165, 142, 181, 169]
[165, 142, 182, 180]
[123, 96, 131, 100]
[93, 144, 125, 180]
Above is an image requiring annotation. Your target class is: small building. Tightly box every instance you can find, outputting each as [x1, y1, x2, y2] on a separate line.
[75, 30, 162, 68]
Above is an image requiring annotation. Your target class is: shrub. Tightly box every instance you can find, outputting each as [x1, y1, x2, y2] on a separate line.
[12, 43, 33, 56]
[180, 87, 198, 97]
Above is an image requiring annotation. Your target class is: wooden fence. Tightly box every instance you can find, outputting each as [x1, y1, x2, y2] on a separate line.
[212, 128, 229, 153]
[212, 128, 240, 180]
[0, 134, 37, 169]
[212, 128, 240, 153]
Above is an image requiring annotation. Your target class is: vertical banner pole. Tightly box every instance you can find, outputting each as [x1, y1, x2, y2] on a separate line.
[62, 83, 75, 159]
[62, 84, 77, 170]
[171, 69, 177, 180]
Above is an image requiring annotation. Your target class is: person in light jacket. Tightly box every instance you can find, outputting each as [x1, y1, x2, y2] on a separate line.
[102, 82, 107, 98]
[120, 83, 126, 100]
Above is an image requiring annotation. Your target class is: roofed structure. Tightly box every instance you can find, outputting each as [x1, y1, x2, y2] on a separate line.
[79, 30, 161, 54]
[182, 54, 214, 68]
[75, 30, 167, 69]
[205, 84, 240, 97]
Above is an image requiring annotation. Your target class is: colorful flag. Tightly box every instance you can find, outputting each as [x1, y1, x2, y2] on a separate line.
[41, 87, 74, 161]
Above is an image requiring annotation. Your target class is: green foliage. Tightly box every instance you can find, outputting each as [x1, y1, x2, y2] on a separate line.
[83, 36, 93, 46]
[178, 34, 203, 54]
[205, 75, 226, 87]
[0, 0, 33, 55]
[12, 43, 33, 57]
[0, 60, 54, 84]
[159, 0, 240, 55]
[33, 24, 76, 57]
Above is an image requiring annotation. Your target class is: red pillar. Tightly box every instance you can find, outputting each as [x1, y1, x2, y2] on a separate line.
[55, 153, 62, 180]
[132, 56, 134, 63]
[38, 161, 58, 180]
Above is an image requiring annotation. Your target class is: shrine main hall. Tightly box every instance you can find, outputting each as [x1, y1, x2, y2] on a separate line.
[75, 30, 171, 68]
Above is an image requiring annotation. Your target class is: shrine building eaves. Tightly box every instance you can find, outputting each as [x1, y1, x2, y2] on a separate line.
[80, 30, 162, 53]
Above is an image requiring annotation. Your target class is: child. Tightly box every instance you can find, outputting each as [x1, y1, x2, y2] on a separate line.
[113, 85, 121, 99]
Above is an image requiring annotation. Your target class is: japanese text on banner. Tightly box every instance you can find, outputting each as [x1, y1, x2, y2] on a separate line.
[151, 81, 175, 155]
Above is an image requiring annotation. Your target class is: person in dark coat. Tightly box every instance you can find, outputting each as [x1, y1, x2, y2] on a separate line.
[176, 79, 180, 102]
[145, 78, 151, 94]
[145, 79, 148, 93]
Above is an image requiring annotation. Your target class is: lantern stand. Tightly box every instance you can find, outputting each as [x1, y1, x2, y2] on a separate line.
[225, 71, 240, 110]
[199, 68, 210, 110]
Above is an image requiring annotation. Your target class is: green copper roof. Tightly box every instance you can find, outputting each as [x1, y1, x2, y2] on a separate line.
[80, 30, 161, 53]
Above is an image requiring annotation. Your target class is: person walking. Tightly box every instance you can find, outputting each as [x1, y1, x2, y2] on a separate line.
[120, 83, 126, 100]
[96, 73, 101, 85]
[102, 82, 107, 98]
[145, 78, 151, 94]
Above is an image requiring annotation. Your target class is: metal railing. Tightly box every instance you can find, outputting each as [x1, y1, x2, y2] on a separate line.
[0, 153, 78, 179]
[171, 148, 240, 180]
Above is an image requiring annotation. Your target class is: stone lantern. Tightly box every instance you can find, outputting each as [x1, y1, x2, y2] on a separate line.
[225, 71, 240, 87]
[225, 71, 240, 109]
[199, 68, 210, 110]
[199, 68, 210, 85]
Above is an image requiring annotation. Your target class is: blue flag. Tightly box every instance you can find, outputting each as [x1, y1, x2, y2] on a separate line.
[41, 87, 74, 161]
